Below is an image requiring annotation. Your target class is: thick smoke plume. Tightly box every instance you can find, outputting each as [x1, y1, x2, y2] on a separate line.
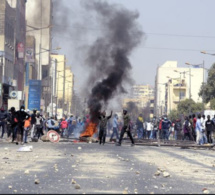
[83, 0, 143, 122]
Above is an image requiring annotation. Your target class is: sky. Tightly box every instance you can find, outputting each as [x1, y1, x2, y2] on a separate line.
[53, 0, 215, 93]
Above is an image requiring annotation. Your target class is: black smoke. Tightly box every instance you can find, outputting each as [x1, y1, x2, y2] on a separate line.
[83, 0, 144, 123]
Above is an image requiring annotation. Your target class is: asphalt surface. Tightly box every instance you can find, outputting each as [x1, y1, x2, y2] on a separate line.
[0, 139, 215, 194]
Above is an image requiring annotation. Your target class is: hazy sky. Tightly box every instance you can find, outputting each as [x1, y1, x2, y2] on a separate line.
[53, 0, 215, 92]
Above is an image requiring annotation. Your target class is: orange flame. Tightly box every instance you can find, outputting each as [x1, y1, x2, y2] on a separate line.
[80, 122, 98, 137]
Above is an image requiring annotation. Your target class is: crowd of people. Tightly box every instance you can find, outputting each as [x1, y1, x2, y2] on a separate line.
[0, 105, 86, 145]
[1, 105, 214, 147]
[134, 113, 215, 145]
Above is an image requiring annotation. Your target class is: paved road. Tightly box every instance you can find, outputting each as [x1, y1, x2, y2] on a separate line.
[0, 140, 215, 194]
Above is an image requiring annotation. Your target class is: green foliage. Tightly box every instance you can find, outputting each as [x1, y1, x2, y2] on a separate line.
[168, 110, 179, 121]
[178, 99, 204, 115]
[199, 63, 215, 103]
[210, 99, 215, 110]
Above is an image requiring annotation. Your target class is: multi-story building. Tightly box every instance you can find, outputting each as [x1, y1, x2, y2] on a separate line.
[26, 0, 53, 114]
[51, 54, 74, 117]
[65, 67, 74, 115]
[123, 84, 154, 109]
[0, 0, 19, 108]
[155, 61, 204, 117]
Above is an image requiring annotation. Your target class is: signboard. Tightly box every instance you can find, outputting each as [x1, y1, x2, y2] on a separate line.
[25, 63, 29, 86]
[25, 48, 35, 63]
[17, 43, 24, 59]
[47, 131, 60, 143]
[28, 80, 41, 111]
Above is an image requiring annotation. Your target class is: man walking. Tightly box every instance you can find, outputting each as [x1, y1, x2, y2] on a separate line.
[174, 118, 182, 140]
[30, 110, 37, 139]
[116, 110, 135, 146]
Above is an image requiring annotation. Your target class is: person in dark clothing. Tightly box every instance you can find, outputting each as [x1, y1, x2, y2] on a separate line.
[161, 116, 171, 140]
[183, 116, 193, 141]
[174, 119, 182, 140]
[205, 115, 215, 143]
[116, 110, 135, 146]
[0, 107, 8, 138]
[9, 107, 18, 142]
[35, 113, 44, 139]
[30, 110, 37, 138]
[98, 111, 113, 145]
[16, 106, 30, 145]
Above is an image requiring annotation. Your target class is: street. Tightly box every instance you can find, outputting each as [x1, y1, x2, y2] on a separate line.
[0, 140, 215, 194]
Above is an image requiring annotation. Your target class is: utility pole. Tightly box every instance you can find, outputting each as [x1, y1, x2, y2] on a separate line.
[62, 61, 65, 117]
[202, 60, 205, 113]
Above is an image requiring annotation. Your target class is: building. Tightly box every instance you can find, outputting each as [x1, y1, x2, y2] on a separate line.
[65, 66, 74, 115]
[155, 61, 204, 117]
[123, 84, 154, 109]
[26, 0, 53, 80]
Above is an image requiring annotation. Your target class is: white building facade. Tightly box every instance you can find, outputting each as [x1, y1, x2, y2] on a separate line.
[155, 61, 204, 117]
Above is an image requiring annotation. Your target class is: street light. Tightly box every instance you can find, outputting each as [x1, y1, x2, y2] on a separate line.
[201, 51, 215, 56]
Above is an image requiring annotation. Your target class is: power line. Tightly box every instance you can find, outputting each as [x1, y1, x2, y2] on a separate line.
[52, 24, 215, 39]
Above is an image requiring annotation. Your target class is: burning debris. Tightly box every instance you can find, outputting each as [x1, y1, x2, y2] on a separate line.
[79, 0, 143, 137]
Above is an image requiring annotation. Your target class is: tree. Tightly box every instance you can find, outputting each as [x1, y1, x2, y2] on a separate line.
[177, 99, 204, 115]
[199, 63, 215, 103]
[210, 99, 215, 110]
[168, 110, 179, 121]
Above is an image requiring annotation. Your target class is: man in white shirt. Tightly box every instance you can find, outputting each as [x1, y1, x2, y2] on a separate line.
[201, 115, 208, 144]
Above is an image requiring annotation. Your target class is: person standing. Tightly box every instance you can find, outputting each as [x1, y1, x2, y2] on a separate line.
[0, 107, 7, 139]
[136, 114, 144, 139]
[110, 114, 119, 142]
[183, 116, 192, 140]
[116, 110, 135, 146]
[201, 115, 208, 144]
[196, 114, 203, 145]
[98, 111, 113, 145]
[23, 115, 31, 144]
[35, 113, 44, 140]
[205, 115, 214, 144]
[192, 114, 197, 141]
[161, 116, 171, 140]
[60, 117, 68, 137]
[146, 120, 152, 139]
[30, 110, 37, 139]
[16, 106, 30, 145]
[174, 119, 182, 140]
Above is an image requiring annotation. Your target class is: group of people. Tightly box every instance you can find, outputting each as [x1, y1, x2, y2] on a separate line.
[0, 105, 86, 145]
[134, 113, 215, 145]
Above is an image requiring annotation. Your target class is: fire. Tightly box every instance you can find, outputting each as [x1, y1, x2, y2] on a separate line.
[80, 122, 98, 138]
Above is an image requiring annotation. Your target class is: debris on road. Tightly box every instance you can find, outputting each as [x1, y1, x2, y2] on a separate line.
[71, 179, 76, 184]
[154, 171, 161, 176]
[35, 179, 40, 184]
[78, 147, 82, 150]
[17, 146, 33, 152]
[24, 170, 30, 175]
[163, 172, 170, 178]
[75, 184, 81, 189]
[8, 186, 12, 189]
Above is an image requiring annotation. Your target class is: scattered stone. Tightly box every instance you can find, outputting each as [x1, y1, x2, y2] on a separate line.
[163, 172, 170, 178]
[154, 186, 158, 189]
[75, 184, 81, 189]
[203, 188, 210, 194]
[134, 189, 138, 194]
[78, 147, 82, 150]
[3, 157, 9, 160]
[123, 188, 128, 194]
[154, 171, 161, 176]
[14, 190, 17, 193]
[136, 171, 140, 175]
[35, 179, 40, 184]
[24, 170, 30, 175]
[8, 186, 12, 189]
[71, 179, 76, 184]
[4, 148, 8, 151]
